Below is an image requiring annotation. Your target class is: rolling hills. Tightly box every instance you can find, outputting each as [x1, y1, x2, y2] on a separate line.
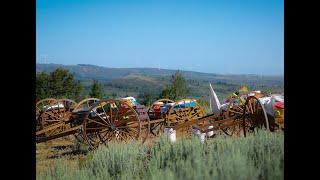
[36, 63, 284, 102]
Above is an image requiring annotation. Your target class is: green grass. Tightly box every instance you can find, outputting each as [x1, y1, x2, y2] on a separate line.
[37, 131, 284, 180]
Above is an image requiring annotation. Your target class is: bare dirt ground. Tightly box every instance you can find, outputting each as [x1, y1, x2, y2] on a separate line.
[36, 136, 87, 175]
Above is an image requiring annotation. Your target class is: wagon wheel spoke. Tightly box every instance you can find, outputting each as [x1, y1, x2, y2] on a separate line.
[150, 122, 162, 131]
[188, 110, 203, 120]
[105, 132, 115, 141]
[109, 105, 113, 124]
[41, 111, 55, 118]
[85, 126, 107, 130]
[99, 102, 112, 125]
[149, 120, 165, 137]
[167, 113, 184, 121]
[150, 130, 158, 136]
[87, 118, 109, 127]
[126, 126, 139, 137]
[113, 131, 125, 141]
[98, 130, 115, 145]
[249, 101, 254, 114]
[97, 133, 106, 145]
[88, 133, 100, 143]
[43, 119, 61, 122]
[114, 107, 120, 123]
[119, 131, 129, 140]
[120, 130, 137, 140]
[119, 110, 136, 118]
[92, 109, 111, 126]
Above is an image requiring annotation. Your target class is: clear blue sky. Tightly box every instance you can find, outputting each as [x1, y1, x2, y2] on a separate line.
[36, 0, 283, 75]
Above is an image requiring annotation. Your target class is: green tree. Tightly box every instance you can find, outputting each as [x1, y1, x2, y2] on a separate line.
[144, 92, 154, 107]
[48, 68, 83, 99]
[36, 68, 83, 101]
[138, 91, 157, 107]
[159, 71, 189, 101]
[36, 72, 50, 101]
[89, 80, 104, 99]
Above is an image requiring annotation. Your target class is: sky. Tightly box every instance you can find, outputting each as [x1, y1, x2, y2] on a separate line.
[36, 0, 284, 75]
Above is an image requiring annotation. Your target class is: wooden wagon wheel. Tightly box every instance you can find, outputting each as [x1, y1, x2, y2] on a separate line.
[166, 99, 205, 138]
[57, 99, 77, 110]
[71, 98, 100, 142]
[73, 98, 100, 112]
[242, 96, 269, 136]
[37, 99, 77, 137]
[148, 99, 175, 137]
[219, 97, 245, 137]
[153, 99, 175, 105]
[36, 98, 57, 131]
[82, 99, 142, 149]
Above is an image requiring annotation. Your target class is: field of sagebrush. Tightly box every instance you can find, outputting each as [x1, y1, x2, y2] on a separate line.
[37, 130, 284, 180]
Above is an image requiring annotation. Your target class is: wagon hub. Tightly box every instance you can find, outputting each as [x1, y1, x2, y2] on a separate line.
[110, 124, 116, 131]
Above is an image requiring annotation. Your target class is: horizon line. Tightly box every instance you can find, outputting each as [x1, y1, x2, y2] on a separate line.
[36, 63, 284, 77]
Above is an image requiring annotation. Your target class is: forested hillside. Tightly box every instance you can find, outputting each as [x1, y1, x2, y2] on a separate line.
[36, 63, 284, 104]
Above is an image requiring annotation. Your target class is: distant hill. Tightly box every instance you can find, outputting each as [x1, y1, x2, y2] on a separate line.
[37, 63, 222, 81]
[36, 63, 283, 85]
[36, 63, 284, 101]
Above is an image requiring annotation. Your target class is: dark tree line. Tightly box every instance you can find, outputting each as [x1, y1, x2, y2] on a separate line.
[36, 68, 105, 101]
[36, 68, 83, 101]
[36, 68, 191, 106]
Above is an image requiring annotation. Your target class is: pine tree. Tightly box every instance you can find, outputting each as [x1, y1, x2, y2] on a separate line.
[36, 68, 83, 101]
[160, 71, 189, 100]
[36, 72, 50, 101]
[89, 80, 104, 99]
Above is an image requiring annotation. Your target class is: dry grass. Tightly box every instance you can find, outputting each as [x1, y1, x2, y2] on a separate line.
[36, 136, 87, 175]
[37, 131, 284, 180]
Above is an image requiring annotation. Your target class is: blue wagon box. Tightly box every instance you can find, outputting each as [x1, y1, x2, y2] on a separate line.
[173, 100, 197, 109]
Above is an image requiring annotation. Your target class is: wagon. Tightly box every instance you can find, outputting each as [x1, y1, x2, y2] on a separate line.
[147, 94, 269, 139]
[173, 95, 269, 138]
[36, 98, 148, 148]
[36, 92, 269, 149]
[259, 94, 284, 131]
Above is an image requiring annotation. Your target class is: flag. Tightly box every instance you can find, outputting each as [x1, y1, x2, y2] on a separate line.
[239, 86, 248, 92]
[209, 83, 221, 113]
